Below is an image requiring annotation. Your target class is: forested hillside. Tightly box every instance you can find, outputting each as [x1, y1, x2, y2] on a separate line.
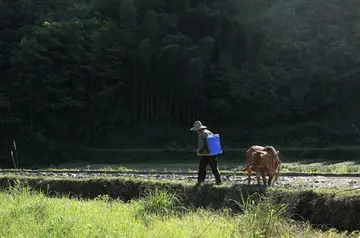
[1, 0, 360, 163]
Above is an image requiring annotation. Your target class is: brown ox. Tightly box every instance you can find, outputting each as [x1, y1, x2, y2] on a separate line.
[241, 145, 281, 186]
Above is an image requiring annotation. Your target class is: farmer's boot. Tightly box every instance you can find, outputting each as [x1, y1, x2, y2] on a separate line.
[209, 156, 222, 185]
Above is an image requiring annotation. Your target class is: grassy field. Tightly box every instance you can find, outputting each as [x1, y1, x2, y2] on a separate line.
[48, 159, 360, 174]
[0, 186, 358, 238]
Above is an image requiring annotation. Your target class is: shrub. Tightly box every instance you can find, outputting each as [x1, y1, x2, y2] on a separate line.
[135, 188, 188, 218]
[228, 192, 288, 237]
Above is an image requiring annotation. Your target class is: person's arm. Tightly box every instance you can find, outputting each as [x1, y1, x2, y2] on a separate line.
[197, 133, 206, 154]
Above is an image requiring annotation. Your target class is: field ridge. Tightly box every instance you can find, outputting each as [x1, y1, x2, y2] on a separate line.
[85, 146, 360, 152]
[2, 169, 360, 177]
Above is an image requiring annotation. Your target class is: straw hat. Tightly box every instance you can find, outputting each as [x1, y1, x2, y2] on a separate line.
[190, 120, 207, 131]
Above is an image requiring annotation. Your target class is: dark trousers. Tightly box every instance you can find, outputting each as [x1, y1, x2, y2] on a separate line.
[198, 156, 221, 183]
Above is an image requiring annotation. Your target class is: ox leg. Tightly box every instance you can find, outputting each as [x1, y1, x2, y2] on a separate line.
[261, 171, 267, 186]
[256, 172, 261, 185]
[268, 175, 274, 186]
[274, 172, 279, 184]
[247, 170, 252, 185]
[274, 174, 278, 184]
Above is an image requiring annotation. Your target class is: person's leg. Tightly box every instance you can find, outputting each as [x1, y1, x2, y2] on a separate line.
[209, 156, 222, 184]
[197, 157, 207, 184]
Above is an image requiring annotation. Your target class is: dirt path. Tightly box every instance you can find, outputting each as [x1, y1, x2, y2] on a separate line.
[85, 146, 360, 152]
[1, 170, 359, 189]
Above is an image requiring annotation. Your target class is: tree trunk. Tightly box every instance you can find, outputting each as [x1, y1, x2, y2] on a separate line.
[150, 91, 154, 125]
[154, 94, 159, 122]
[147, 91, 151, 125]
[187, 103, 193, 125]
[246, 33, 252, 64]
[167, 95, 174, 128]
[30, 98, 34, 130]
[132, 63, 138, 131]
[176, 96, 180, 123]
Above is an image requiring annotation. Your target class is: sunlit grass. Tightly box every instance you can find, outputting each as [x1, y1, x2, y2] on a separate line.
[280, 161, 360, 174]
[0, 185, 358, 238]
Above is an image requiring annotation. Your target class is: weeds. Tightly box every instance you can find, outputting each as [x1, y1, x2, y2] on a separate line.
[0, 185, 357, 237]
[226, 192, 288, 237]
[136, 188, 188, 218]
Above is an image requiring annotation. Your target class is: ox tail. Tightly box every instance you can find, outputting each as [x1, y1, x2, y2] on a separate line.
[241, 162, 253, 171]
[263, 145, 278, 156]
[264, 145, 281, 183]
[264, 146, 278, 165]
[274, 154, 281, 183]
[274, 158, 281, 183]
[226, 156, 252, 179]
[242, 152, 252, 171]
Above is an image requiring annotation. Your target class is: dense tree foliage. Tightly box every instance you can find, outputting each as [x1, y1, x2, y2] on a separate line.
[1, 0, 360, 163]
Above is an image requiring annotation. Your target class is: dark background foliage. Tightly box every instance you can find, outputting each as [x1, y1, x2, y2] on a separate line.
[1, 0, 360, 165]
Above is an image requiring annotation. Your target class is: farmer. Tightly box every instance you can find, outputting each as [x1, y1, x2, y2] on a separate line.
[190, 120, 222, 185]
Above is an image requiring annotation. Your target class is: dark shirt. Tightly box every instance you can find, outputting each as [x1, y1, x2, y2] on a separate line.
[197, 129, 214, 155]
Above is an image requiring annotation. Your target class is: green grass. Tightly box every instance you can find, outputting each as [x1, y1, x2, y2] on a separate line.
[0, 186, 358, 238]
[280, 161, 360, 173]
[41, 160, 360, 174]
[1, 174, 360, 198]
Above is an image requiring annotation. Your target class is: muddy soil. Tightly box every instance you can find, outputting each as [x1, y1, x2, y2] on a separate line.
[1, 170, 359, 189]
